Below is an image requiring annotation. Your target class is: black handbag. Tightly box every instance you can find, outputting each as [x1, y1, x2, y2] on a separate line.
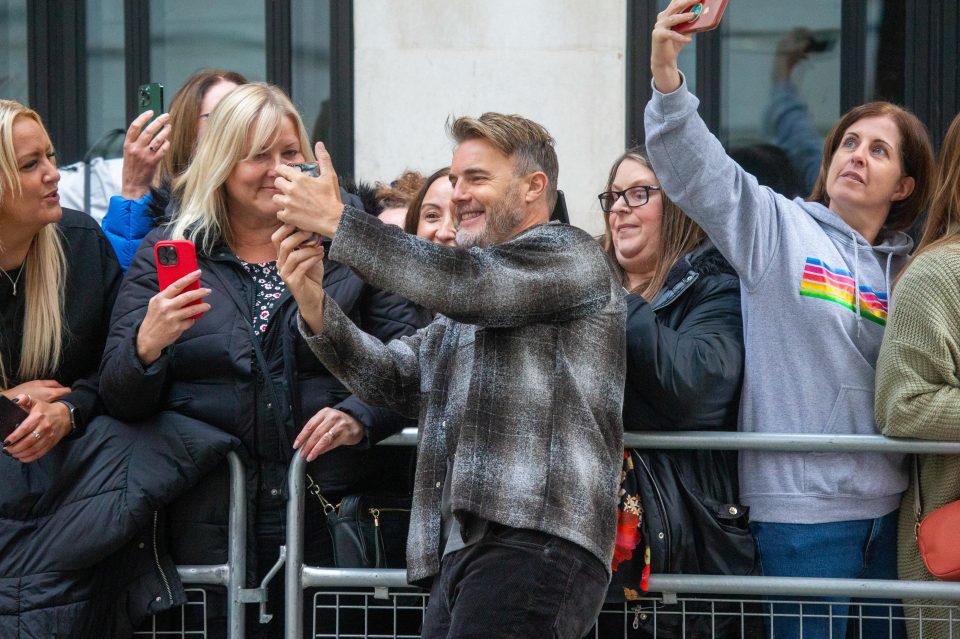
[609, 448, 759, 639]
[307, 473, 411, 569]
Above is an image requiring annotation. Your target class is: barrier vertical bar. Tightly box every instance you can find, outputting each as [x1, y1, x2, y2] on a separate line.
[285, 453, 306, 639]
[227, 451, 247, 639]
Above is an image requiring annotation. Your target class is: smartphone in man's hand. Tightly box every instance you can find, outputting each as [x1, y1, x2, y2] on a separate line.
[287, 163, 323, 247]
[0, 395, 29, 443]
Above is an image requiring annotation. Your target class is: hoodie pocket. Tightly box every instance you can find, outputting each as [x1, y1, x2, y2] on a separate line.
[821, 386, 875, 435]
[803, 385, 883, 496]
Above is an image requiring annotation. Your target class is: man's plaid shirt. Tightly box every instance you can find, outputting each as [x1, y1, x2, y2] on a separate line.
[300, 206, 626, 584]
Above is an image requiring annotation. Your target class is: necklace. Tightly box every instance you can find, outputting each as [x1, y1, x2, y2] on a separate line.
[0, 265, 24, 296]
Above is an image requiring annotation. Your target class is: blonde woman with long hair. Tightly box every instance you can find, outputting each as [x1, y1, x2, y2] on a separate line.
[0, 99, 121, 463]
[99, 82, 424, 635]
[876, 111, 960, 639]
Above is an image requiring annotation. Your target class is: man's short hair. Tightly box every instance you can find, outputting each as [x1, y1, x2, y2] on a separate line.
[448, 112, 559, 209]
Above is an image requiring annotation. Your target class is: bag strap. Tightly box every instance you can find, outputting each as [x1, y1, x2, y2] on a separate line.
[306, 471, 338, 514]
[913, 454, 923, 539]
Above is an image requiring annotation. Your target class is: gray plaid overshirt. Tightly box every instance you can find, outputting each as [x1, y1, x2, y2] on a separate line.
[299, 206, 625, 584]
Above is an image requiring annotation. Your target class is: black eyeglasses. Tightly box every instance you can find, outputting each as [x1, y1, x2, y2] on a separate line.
[597, 185, 662, 213]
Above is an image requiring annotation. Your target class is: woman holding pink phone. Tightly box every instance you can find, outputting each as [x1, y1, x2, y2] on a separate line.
[645, 2, 935, 637]
[99, 82, 425, 637]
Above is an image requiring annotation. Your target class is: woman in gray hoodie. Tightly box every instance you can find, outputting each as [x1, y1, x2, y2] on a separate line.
[645, 3, 935, 638]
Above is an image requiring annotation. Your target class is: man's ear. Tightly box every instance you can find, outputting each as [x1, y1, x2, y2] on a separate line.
[524, 171, 548, 203]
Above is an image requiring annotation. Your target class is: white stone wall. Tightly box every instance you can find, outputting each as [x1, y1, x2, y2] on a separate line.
[353, 1, 627, 237]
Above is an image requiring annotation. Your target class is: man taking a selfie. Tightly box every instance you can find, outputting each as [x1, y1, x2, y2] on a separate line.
[271, 113, 624, 638]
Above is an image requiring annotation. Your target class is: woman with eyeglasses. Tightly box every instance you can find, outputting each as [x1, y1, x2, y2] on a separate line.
[644, 3, 936, 638]
[597, 147, 752, 638]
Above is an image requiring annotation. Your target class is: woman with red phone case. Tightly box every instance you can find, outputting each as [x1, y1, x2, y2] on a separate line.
[100, 83, 426, 635]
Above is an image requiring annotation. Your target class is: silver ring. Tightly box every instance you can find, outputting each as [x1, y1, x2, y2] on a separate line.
[32, 431, 40, 440]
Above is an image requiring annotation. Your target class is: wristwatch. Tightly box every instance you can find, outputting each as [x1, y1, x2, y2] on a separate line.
[56, 400, 78, 433]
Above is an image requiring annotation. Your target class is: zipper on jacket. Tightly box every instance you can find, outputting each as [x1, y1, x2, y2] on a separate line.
[634, 454, 671, 571]
[152, 511, 174, 604]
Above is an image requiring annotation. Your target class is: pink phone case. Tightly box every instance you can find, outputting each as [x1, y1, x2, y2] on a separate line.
[673, 0, 728, 34]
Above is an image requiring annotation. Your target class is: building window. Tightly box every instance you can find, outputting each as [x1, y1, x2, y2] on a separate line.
[1, 0, 29, 105]
[86, 0, 125, 156]
[150, 0, 267, 91]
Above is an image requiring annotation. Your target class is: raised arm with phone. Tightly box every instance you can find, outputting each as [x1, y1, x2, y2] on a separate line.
[645, 3, 934, 638]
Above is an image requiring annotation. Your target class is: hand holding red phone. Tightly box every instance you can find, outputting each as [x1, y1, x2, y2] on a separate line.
[137, 268, 211, 367]
[652, 0, 715, 94]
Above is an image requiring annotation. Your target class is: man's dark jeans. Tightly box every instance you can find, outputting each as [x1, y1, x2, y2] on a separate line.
[421, 523, 609, 638]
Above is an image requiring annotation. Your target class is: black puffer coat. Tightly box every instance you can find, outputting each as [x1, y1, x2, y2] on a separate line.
[0, 413, 238, 638]
[606, 243, 756, 639]
[621, 243, 743, 434]
[99, 226, 426, 576]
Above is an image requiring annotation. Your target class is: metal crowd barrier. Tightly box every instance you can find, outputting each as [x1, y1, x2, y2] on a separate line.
[134, 450, 247, 639]
[284, 429, 960, 639]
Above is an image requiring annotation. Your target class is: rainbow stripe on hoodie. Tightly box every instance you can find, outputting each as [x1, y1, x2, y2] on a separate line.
[799, 257, 889, 326]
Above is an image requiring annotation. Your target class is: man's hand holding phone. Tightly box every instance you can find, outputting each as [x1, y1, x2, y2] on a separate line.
[274, 142, 344, 240]
[136, 268, 211, 367]
[272, 224, 327, 336]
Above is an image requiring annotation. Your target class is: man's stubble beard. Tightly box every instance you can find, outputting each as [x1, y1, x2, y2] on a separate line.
[455, 181, 525, 249]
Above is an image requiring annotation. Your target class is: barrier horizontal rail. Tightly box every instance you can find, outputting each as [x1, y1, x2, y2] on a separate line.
[176, 565, 230, 586]
[292, 566, 960, 602]
[310, 430, 960, 603]
[380, 427, 960, 454]
[647, 575, 960, 600]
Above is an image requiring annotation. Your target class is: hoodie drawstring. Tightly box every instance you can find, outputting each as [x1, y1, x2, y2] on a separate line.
[852, 232, 862, 338]
[884, 251, 894, 317]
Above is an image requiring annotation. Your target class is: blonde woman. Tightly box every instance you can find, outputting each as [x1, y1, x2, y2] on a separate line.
[99, 83, 424, 635]
[876, 111, 960, 639]
[0, 99, 121, 463]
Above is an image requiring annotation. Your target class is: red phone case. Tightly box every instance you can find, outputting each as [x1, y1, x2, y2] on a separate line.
[154, 240, 203, 319]
[672, 0, 728, 34]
